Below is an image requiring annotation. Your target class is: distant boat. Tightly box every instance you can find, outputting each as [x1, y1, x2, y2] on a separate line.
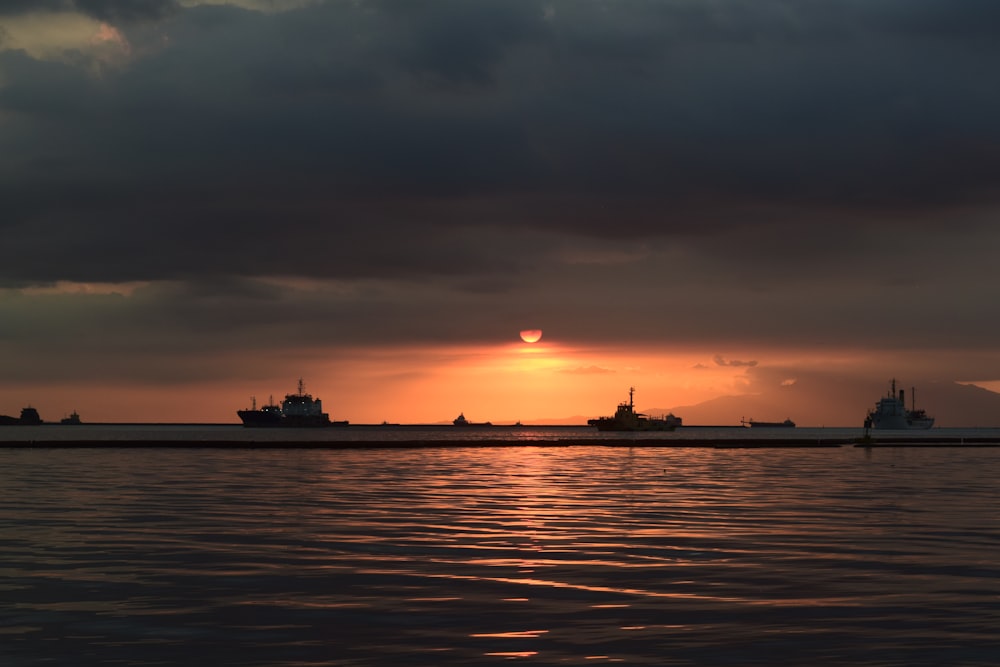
[237, 379, 348, 428]
[60, 411, 82, 425]
[741, 417, 796, 428]
[453, 412, 492, 427]
[588, 387, 681, 432]
[18, 407, 42, 425]
[866, 379, 934, 430]
[0, 406, 44, 425]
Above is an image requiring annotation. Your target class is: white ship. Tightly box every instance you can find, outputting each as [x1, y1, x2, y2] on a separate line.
[866, 379, 934, 430]
[238, 379, 348, 428]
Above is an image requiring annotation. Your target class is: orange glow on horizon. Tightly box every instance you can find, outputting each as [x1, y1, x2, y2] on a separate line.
[303, 340, 757, 425]
[1, 343, 899, 427]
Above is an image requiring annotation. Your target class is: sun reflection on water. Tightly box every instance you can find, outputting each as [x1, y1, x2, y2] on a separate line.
[3, 446, 1000, 665]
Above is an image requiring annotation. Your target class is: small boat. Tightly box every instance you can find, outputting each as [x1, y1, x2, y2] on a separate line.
[60, 411, 82, 425]
[588, 387, 681, 432]
[866, 379, 934, 430]
[237, 379, 348, 428]
[741, 418, 795, 428]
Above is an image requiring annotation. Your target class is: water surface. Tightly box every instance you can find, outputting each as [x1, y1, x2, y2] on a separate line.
[2, 445, 998, 665]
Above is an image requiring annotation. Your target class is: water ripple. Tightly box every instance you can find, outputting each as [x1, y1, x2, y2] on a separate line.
[1, 446, 999, 665]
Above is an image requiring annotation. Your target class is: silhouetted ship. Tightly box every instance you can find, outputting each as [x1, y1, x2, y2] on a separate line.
[238, 379, 348, 428]
[741, 418, 796, 428]
[60, 411, 82, 425]
[866, 379, 934, 430]
[0, 406, 43, 425]
[453, 412, 492, 426]
[588, 387, 682, 431]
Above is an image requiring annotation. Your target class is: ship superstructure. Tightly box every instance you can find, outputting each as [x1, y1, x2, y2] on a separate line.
[866, 379, 934, 429]
[238, 379, 347, 427]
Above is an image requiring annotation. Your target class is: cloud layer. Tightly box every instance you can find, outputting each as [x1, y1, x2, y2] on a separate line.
[2, 0, 1000, 397]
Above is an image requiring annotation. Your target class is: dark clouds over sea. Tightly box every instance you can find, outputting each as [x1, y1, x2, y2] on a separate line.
[2, 1, 999, 379]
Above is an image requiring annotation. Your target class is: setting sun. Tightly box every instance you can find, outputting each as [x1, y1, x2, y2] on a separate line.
[519, 329, 543, 343]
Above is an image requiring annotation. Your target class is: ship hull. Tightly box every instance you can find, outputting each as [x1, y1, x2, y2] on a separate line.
[747, 420, 795, 428]
[237, 410, 347, 428]
[237, 409, 284, 427]
[588, 417, 676, 432]
[870, 415, 934, 430]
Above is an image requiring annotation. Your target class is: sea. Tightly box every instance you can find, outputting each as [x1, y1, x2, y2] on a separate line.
[2, 425, 999, 666]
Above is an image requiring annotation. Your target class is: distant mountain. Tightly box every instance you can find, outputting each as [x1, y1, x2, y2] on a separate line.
[645, 380, 1000, 428]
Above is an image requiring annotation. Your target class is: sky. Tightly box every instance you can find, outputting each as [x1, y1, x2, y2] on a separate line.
[2, 0, 1000, 425]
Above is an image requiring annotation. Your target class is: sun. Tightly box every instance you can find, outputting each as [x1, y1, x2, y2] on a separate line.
[519, 329, 543, 343]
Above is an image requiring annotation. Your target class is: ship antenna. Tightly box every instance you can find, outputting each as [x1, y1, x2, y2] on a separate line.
[629, 386, 635, 410]
[298, 378, 305, 394]
[251, 396, 256, 411]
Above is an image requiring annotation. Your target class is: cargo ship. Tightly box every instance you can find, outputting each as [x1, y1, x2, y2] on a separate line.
[588, 387, 681, 431]
[741, 418, 796, 428]
[238, 379, 348, 427]
[866, 379, 934, 430]
[0, 406, 43, 425]
[453, 413, 493, 426]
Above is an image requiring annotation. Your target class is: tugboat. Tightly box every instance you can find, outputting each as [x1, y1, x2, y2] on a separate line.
[866, 379, 934, 429]
[237, 379, 348, 427]
[588, 387, 681, 431]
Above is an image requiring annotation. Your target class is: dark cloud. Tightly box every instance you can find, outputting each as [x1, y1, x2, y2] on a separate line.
[371, 0, 547, 86]
[0, 0, 179, 21]
[2, 1, 996, 239]
[2, 0, 1000, 362]
[714, 356, 759, 368]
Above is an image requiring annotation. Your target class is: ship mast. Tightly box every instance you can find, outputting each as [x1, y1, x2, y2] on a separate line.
[629, 386, 635, 411]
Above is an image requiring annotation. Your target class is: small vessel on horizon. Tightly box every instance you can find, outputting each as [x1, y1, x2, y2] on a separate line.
[453, 412, 493, 427]
[741, 417, 796, 428]
[0, 406, 43, 425]
[588, 387, 682, 432]
[60, 411, 82, 425]
[866, 379, 934, 429]
[238, 379, 348, 428]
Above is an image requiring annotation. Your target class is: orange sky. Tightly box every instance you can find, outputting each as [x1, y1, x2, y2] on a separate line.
[3, 327, 999, 426]
[0, 334, 863, 425]
[272, 338, 765, 425]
